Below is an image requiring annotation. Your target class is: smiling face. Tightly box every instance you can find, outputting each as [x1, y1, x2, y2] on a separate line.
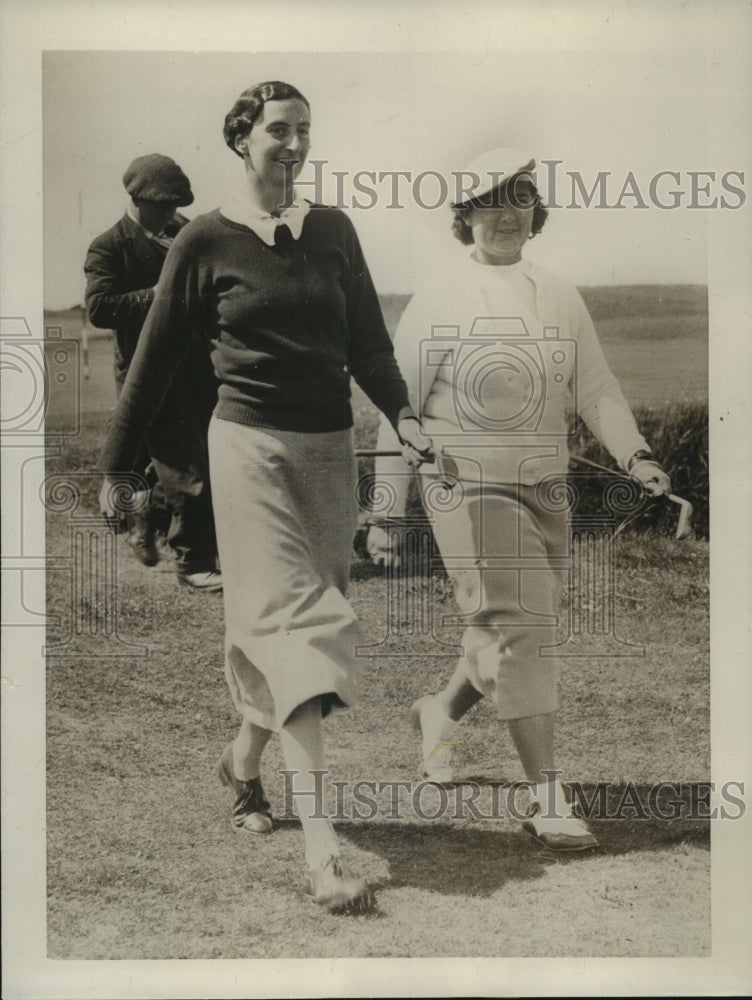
[234, 98, 311, 195]
[466, 176, 537, 265]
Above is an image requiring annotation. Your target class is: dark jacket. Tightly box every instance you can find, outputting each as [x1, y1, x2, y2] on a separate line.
[85, 212, 218, 492]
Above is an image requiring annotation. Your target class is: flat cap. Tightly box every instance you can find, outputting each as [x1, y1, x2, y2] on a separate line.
[123, 154, 194, 205]
[453, 147, 536, 206]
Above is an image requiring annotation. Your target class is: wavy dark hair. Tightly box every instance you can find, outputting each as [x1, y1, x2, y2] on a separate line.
[223, 81, 310, 157]
[451, 174, 548, 245]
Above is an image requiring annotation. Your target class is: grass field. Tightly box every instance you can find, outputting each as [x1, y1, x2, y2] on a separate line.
[43, 288, 711, 959]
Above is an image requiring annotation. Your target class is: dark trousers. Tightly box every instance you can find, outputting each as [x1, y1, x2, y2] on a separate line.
[114, 360, 217, 575]
[160, 481, 218, 575]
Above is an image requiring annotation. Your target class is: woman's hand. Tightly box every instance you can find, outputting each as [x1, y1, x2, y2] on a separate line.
[366, 524, 400, 569]
[628, 456, 671, 497]
[396, 417, 433, 470]
[98, 474, 150, 531]
[99, 475, 118, 517]
[98, 475, 123, 531]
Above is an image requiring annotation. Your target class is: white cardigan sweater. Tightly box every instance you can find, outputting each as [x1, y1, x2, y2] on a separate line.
[375, 250, 649, 516]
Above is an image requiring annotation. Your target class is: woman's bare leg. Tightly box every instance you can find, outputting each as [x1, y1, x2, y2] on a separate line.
[435, 662, 484, 722]
[279, 697, 372, 910]
[507, 711, 567, 811]
[507, 711, 598, 849]
[278, 698, 339, 868]
[411, 662, 483, 780]
[232, 717, 272, 780]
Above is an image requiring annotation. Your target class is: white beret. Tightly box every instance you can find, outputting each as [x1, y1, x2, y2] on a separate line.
[453, 147, 536, 206]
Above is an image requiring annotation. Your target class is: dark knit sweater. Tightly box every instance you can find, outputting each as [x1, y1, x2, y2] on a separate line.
[100, 206, 412, 474]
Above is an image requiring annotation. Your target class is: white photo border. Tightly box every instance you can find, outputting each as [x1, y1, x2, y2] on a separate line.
[2, 1, 751, 997]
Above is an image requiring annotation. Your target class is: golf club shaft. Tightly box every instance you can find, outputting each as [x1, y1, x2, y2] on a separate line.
[358, 450, 693, 540]
[568, 453, 634, 480]
[354, 450, 405, 457]
[355, 449, 436, 462]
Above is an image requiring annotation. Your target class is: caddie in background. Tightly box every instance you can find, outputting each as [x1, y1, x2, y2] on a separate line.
[85, 154, 222, 592]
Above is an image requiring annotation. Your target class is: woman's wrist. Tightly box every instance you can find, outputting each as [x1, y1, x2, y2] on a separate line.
[395, 406, 418, 428]
[626, 449, 653, 472]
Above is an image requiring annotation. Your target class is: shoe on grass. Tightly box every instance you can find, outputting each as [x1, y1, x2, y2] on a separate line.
[178, 570, 223, 592]
[522, 801, 599, 851]
[410, 694, 456, 784]
[126, 526, 160, 567]
[217, 745, 272, 834]
[306, 855, 375, 914]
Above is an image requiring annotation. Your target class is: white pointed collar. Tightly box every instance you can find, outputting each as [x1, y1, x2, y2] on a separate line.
[220, 185, 310, 245]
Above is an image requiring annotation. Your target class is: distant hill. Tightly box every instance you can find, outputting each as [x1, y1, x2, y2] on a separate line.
[46, 284, 708, 346]
[377, 285, 708, 340]
[578, 284, 707, 323]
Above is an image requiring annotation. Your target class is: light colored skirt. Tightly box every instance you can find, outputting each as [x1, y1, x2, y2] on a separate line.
[208, 416, 361, 732]
[423, 476, 568, 720]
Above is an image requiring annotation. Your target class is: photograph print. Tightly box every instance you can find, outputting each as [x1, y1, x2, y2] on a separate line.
[2, 6, 750, 997]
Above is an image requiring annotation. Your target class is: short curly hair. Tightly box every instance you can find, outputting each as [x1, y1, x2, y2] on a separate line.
[223, 81, 310, 157]
[451, 175, 549, 245]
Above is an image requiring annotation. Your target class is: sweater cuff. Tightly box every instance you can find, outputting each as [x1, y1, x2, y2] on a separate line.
[619, 445, 653, 472]
[392, 404, 417, 432]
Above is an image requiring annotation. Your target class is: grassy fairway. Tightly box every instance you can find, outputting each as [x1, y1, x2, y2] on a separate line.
[45, 524, 710, 958]
[44, 290, 711, 958]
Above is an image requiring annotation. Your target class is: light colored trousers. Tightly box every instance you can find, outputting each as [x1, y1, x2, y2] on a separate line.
[424, 477, 568, 720]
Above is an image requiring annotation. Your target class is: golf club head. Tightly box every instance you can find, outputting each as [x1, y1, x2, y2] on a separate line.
[434, 450, 460, 487]
[668, 494, 693, 540]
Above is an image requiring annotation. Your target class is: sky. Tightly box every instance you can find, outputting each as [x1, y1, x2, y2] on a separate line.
[43, 47, 718, 308]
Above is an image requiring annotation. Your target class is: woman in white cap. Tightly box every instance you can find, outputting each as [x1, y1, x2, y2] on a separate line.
[368, 148, 670, 850]
[99, 81, 432, 910]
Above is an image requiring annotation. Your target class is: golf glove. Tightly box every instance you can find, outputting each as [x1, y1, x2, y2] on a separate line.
[627, 453, 671, 496]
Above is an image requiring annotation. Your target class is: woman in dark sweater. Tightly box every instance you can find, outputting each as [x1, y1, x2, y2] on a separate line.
[99, 81, 431, 912]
